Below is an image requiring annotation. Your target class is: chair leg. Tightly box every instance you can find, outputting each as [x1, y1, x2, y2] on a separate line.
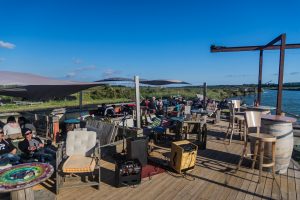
[258, 141, 264, 184]
[237, 140, 248, 170]
[251, 140, 259, 170]
[229, 122, 234, 144]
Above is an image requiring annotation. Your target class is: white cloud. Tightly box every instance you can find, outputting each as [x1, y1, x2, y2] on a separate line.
[72, 57, 82, 64]
[0, 40, 15, 49]
[102, 68, 122, 78]
[65, 65, 97, 78]
[65, 72, 76, 78]
[75, 65, 96, 72]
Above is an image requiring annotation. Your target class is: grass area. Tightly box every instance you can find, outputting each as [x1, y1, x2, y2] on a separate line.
[0, 98, 131, 113]
[0, 85, 256, 113]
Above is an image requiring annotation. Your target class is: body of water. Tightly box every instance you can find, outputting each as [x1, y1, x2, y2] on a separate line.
[237, 89, 300, 118]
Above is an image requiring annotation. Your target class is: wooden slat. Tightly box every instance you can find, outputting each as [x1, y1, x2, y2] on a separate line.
[287, 162, 297, 200]
[293, 162, 300, 200]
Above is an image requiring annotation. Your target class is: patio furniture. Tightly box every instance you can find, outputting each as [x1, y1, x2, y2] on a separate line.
[237, 111, 277, 183]
[225, 102, 245, 144]
[0, 163, 54, 200]
[56, 130, 100, 194]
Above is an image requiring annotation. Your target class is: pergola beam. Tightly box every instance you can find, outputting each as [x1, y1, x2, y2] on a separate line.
[211, 33, 290, 115]
[210, 43, 300, 52]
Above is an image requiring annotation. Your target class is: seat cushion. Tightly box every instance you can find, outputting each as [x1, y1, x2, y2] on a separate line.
[63, 155, 96, 173]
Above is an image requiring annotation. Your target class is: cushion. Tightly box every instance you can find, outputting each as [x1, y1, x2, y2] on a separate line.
[66, 131, 96, 156]
[63, 155, 96, 173]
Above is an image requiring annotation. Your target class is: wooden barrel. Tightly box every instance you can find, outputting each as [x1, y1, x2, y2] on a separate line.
[261, 120, 294, 174]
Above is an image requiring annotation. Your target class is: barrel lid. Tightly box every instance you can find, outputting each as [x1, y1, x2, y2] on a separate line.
[262, 115, 297, 123]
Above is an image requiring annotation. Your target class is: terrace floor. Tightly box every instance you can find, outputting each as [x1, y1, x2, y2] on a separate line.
[2, 120, 300, 200]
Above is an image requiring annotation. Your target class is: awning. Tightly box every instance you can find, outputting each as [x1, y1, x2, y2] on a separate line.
[0, 71, 103, 100]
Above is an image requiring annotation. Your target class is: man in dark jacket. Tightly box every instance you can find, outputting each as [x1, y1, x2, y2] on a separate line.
[18, 128, 55, 163]
[0, 128, 20, 165]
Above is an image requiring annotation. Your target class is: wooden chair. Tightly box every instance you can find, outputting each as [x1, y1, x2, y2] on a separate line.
[237, 111, 276, 183]
[225, 102, 245, 144]
[56, 130, 100, 194]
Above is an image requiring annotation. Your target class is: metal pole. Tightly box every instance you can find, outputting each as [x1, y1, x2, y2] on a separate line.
[257, 50, 263, 105]
[276, 34, 286, 115]
[203, 82, 207, 110]
[134, 76, 141, 128]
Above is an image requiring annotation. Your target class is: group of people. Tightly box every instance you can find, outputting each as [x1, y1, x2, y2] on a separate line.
[0, 116, 56, 167]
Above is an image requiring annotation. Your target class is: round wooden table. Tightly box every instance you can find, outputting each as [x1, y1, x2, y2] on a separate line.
[245, 105, 276, 114]
[0, 163, 54, 200]
[261, 115, 297, 174]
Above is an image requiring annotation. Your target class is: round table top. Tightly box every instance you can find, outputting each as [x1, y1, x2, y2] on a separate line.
[0, 163, 54, 192]
[64, 118, 81, 124]
[245, 105, 276, 111]
[261, 114, 297, 123]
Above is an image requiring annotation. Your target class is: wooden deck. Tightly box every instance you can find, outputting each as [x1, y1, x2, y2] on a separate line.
[2, 121, 299, 200]
[54, 121, 300, 200]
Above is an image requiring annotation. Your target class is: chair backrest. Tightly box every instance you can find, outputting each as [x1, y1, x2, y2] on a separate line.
[66, 131, 97, 156]
[231, 100, 241, 111]
[184, 106, 191, 115]
[244, 111, 261, 129]
[228, 102, 235, 117]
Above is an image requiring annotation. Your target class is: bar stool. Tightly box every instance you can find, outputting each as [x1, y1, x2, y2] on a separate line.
[237, 111, 276, 183]
[226, 102, 246, 144]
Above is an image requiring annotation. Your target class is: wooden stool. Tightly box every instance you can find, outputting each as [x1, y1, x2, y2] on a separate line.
[237, 110, 277, 183]
[237, 133, 276, 183]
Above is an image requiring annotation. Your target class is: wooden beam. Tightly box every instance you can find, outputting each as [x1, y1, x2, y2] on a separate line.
[210, 43, 300, 52]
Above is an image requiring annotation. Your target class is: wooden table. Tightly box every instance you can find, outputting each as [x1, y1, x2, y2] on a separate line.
[0, 163, 54, 200]
[244, 105, 276, 114]
[182, 120, 207, 150]
[260, 114, 297, 174]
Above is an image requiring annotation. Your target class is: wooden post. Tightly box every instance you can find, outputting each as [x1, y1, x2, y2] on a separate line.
[257, 50, 263, 105]
[276, 34, 286, 115]
[203, 82, 207, 110]
[135, 76, 141, 129]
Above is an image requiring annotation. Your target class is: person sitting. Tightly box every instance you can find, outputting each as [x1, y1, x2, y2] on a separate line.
[0, 128, 20, 165]
[97, 103, 107, 116]
[3, 116, 22, 139]
[105, 105, 115, 117]
[18, 116, 37, 137]
[18, 128, 56, 163]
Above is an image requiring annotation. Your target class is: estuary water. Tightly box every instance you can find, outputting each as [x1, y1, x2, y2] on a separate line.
[238, 89, 300, 118]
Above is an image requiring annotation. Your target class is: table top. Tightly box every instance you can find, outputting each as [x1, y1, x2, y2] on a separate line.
[64, 118, 81, 124]
[0, 163, 54, 192]
[244, 105, 276, 111]
[183, 120, 204, 124]
[190, 109, 209, 114]
[261, 114, 297, 123]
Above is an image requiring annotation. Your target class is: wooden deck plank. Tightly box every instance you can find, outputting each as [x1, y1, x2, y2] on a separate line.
[262, 172, 273, 200]
[287, 162, 297, 200]
[280, 170, 289, 200]
[293, 162, 300, 200]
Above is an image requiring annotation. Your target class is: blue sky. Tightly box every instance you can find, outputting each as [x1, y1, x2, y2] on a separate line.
[0, 0, 300, 85]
